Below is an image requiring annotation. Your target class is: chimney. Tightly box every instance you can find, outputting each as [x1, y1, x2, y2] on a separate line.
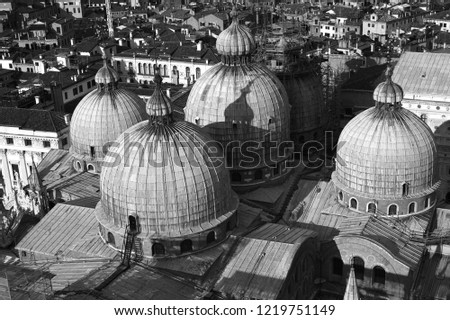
[64, 114, 71, 125]
[34, 96, 41, 105]
[196, 40, 203, 51]
[70, 38, 75, 46]
[370, 43, 375, 52]
[166, 88, 171, 98]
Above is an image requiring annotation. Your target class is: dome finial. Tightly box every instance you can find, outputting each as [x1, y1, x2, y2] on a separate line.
[147, 68, 173, 124]
[373, 63, 403, 105]
[230, 3, 238, 22]
[153, 67, 163, 87]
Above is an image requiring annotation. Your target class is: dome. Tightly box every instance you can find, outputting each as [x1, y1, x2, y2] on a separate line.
[333, 65, 439, 204]
[70, 62, 147, 166]
[185, 62, 291, 162]
[95, 60, 119, 85]
[334, 106, 439, 200]
[215, 7, 256, 57]
[97, 73, 238, 243]
[373, 65, 403, 104]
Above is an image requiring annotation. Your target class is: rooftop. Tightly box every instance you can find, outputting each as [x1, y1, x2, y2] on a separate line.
[0, 107, 68, 132]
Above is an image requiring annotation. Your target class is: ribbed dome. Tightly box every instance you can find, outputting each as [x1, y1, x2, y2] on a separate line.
[70, 71, 147, 161]
[98, 76, 238, 238]
[373, 65, 403, 104]
[333, 102, 439, 200]
[95, 59, 119, 85]
[146, 73, 172, 119]
[185, 62, 291, 163]
[216, 8, 256, 57]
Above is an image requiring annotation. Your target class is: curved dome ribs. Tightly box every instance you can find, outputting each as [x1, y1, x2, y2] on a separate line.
[333, 64, 440, 219]
[69, 60, 147, 173]
[96, 73, 238, 258]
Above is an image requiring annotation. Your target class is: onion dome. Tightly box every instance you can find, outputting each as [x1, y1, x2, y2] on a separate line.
[373, 65, 403, 104]
[333, 65, 439, 204]
[95, 59, 119, 87]
[97, 72, 238, 243]
[185, 7, 291, 189]
[185, 63, 290, 154]
[70, 59, 147, 168]
[216, 6, 256, 60]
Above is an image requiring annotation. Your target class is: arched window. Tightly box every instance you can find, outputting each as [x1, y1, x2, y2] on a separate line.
[87, 164, 95, 173]
[185, 67, 190, 79]
[128, 215, 137, 233]
[206, 231, 216, 244]
[149, 63, 154, 75]
[408, 202, 416, 213]
[255, 169, 263, 180]
[332, 257, 343, 276]
[231, 171, 242, 182]
[180, 239, 193, 254]
[425, 197, 431, 208]
[338, 191, 343, 201]
[402, 183, 409, 196]
[350, 198, 358, 210]
[163, 65, 167, 76]
[373, 266, 386, 285]
[196, 67, 201, 79]
[352, 257, 365, 281]
[138, 63, 142, 74]
[143, 63, 147, 74]
[367, 202, 377, 213]
[76, 161, 82, 171]
[388, 204, 398, 215]
[152, 243, 165, 255]
[107, 232, 115, 246]
[128, 62, 133, 71]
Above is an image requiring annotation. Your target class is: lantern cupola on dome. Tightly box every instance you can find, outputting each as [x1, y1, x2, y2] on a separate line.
[215, 5, 256, 65]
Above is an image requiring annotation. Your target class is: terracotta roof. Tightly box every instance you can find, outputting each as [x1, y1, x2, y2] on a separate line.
[0, 107, 68, 132]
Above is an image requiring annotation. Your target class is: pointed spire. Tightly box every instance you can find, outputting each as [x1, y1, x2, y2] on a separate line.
[146, 68, 173, 125]
[344, 264, 360, 300]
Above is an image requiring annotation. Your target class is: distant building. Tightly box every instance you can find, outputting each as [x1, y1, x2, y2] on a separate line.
[0, 108, 70, 199]
[392, 51, 450, 201]
[111, 42, 220, 86]
[54, 0, 85, 19]
[424, 10, 450, 32]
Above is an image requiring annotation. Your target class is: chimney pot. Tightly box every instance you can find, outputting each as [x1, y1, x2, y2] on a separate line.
[64, 114, 71, 125]
[34, 96, 41, 105]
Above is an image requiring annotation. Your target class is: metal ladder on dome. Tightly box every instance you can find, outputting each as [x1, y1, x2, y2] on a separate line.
[121, 225, 137, 267]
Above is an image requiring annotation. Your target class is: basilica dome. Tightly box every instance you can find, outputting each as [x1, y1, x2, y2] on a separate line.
[184, 7, 291, 190]
[96, 72, 238, 257]
[70, 60, 147, 172]
[332, 65, 440, 217]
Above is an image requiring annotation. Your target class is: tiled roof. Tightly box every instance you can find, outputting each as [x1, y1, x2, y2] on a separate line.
[16, 203, 117, 260]
[392, 52, 450, 102]
[338, 215, 425, 269]
[425, 10, 450, 21]
[414, 250, 450, 299]
[0, 107, 68, 132]
[214, 234, 302, 299]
